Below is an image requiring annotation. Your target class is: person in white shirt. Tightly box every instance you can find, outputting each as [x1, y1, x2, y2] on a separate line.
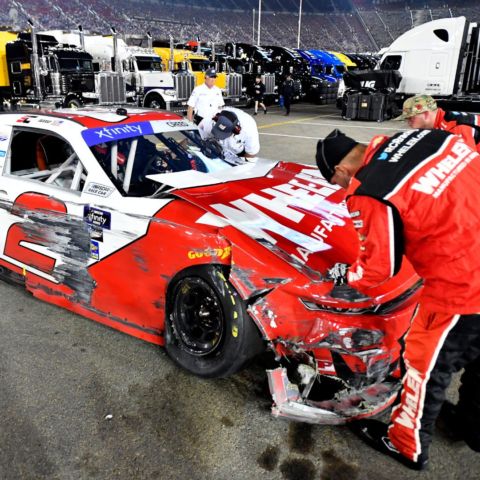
[186, 68, 225, 124]
[198, 107, 260, 164]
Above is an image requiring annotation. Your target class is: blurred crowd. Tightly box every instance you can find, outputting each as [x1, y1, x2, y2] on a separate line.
[0, 0, 479, 52]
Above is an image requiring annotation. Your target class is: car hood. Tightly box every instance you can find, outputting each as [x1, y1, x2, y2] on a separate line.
[168, 160, 358, 273]
[160, 159, 419, 302]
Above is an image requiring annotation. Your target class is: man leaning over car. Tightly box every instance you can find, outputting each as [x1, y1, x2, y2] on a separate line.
[315, 128, 480, 471]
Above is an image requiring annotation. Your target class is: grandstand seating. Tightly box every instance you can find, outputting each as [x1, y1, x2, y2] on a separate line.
[0, 0, 479, 53]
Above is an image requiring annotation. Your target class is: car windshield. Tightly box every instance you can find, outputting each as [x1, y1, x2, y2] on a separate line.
[89, 129, 234, 197]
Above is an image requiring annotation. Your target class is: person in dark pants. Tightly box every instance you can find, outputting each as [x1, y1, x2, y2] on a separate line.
[281, 74, 295, 116]
[253, 75, 267, 115]
[316, 128, 480, 471]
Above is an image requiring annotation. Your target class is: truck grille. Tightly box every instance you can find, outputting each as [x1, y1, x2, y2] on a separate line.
[174, 73, 195, 101]
[97, 73, 126, 105]
[227, 73, 242, 98]
[262, 74, 275, 95]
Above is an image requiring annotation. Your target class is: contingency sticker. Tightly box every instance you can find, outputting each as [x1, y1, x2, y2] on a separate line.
[88, 225, 103, 242]
[84, 206, 111, 230]
[90, 240, 100, 260]
[84, 182, 114, 198]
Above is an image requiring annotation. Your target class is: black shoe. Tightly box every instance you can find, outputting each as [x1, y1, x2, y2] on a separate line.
[436, 401, 463, 441]
[437, 401, 480, 452]
[264, 109, 267, 114]
[253, 112, 258, 116]
[349, 420, 428, 471]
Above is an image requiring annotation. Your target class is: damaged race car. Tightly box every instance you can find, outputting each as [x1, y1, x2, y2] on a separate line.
[0, 107, 421, 424]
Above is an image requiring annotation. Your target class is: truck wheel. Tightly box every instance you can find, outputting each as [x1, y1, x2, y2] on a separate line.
[165, 266, 264, 378]
[144, 94, 165, 109]
[64, 97, 82, 109]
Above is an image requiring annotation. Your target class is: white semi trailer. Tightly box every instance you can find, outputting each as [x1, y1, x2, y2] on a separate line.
[378, 16, 480, 107]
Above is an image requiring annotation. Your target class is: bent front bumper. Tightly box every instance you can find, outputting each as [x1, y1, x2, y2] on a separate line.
[267, 367, 399, 425]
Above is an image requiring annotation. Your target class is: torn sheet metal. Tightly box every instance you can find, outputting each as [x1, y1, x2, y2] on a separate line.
[267, 367, 399, 425]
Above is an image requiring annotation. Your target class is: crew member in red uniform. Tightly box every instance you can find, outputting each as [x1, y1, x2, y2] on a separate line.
[396, 94, 480, 153]
[315, 129, 480, 470]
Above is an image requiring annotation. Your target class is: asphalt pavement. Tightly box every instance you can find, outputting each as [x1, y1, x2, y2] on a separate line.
[1, 103, 479, 480]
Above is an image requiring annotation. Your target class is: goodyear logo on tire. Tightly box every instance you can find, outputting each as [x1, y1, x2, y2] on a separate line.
[187, 246, 231, 260]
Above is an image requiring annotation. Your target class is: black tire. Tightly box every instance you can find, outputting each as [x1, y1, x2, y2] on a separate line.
[64, 96, 82, 108]
[144, 94, 166, 109]
[165, 265, 264, 378]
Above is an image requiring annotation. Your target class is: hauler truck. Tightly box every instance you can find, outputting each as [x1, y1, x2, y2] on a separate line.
[0, 28, 104, 108]
[153, 40, 243, 106]
[43, 30, 194, 111]
[378, 16, 480, 108]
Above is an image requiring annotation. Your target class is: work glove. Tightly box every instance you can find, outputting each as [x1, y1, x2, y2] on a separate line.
[326, 263, 349, 286]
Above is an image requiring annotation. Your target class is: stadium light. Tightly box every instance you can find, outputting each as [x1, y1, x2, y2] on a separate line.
[252, 8, 255, 44]
[257, 0, 262, 46]
[297, 0, 303, 49]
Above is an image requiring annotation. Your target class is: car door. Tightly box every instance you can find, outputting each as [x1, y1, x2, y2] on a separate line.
[0, 125, 93, 301]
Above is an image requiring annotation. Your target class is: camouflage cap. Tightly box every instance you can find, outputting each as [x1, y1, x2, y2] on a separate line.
[394, 94, 438, 120]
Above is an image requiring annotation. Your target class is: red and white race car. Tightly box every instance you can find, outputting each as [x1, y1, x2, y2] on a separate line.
[0, 107, 420, 423]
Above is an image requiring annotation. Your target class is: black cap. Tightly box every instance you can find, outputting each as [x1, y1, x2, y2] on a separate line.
[315, 129, 358, 182]
[205, 68, 217, 78]
[211, 110, 239, 140]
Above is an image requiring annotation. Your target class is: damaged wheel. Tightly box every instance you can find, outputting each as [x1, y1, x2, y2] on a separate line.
[165, 265, 264, 378]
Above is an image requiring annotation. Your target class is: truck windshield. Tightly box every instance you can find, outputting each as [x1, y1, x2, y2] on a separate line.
[89, 129, 235, 197]
[190, 59, 210, 72]
[136, 56, 163, 71]
[58, 58, 93, 73]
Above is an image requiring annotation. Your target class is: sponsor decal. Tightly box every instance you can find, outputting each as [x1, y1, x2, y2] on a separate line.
[381, 130, 430, 163]
[353, 219, 363, 229]
[17, 115, 35, 123]
[85, 182, 114, 198]
[81, 122, 154, 146]
[187, 246, 231, 260]
[394, 365, 423, 430]
[0, 150, 5, 157]
[208, 168, 348, 265]
[411, 142, 475, 198]
[88, 225, 103, 242]
[84, 206, 111, 230]
[0, 135, 9, 142]
[90, 240, 100, 260]
[361, 80, 376, 89]
[166, 121, 189, 128]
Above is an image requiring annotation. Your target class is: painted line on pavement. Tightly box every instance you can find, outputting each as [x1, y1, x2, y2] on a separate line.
[258, 115, 324, 130]
[298, 121, 407, 131]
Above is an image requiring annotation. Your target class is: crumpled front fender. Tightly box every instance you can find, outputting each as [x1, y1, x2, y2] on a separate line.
[267, 367, 399, 424]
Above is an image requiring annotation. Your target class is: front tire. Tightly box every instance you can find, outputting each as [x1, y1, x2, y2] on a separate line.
[165, 266, 264, 378]
[64, 96, 82, 109]
[144, 94, 166, 109]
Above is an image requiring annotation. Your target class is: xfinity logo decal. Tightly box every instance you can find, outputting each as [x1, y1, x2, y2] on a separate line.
[82, 122, 154, 146]
[84, 206, 111, 230]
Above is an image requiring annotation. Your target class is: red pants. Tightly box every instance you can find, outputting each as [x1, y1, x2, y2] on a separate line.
[388, 306, 480, 461]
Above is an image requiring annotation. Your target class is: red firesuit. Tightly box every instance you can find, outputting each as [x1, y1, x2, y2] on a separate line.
[346, 129, 480, 463]
[434, 108, 480, 153]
